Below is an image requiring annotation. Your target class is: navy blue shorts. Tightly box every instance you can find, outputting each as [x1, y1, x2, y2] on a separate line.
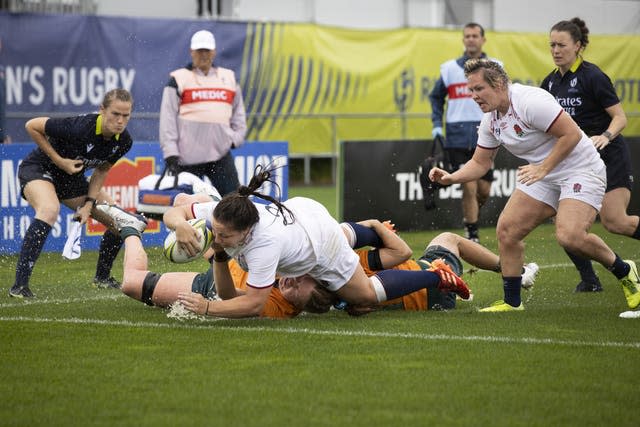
[600, 139, 633, 192]
[178, 151, 240, 196]
[18, 158, 88, 200]
[446, 148, 494, 183]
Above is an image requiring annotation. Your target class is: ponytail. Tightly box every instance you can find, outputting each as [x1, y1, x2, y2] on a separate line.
[214, 163, 294, 231]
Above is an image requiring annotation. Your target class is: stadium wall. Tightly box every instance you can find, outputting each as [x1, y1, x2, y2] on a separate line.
[94, 0, 640, 35]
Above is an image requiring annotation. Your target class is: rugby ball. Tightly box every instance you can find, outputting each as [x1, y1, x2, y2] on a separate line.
[163, 218, 213, 263]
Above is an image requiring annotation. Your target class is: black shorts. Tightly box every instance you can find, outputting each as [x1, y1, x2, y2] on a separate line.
[18, 158, 88, 200]
[600, 139, 633, 192]
[446, 148, 494, 182]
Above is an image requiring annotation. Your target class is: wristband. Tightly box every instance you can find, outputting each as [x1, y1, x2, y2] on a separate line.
[84, 196, 96, 207]
[213, 251, 231, 263]
[602, 130, 613, 141]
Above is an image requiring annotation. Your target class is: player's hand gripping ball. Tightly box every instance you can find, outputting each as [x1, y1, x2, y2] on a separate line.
[163, 218, 213, 263]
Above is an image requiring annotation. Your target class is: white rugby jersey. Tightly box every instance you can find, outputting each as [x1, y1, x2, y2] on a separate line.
[191, 201, 217, 229]
[476, 83, 603, 181]
[192, 198, 320, 288]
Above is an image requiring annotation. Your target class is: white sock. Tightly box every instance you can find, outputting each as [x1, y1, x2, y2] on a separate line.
[369, 275, 387, 302]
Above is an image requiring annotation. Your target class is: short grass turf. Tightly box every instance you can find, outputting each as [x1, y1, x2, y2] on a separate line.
[1, 186, 639, 427]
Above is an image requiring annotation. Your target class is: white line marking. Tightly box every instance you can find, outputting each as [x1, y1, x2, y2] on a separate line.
[0, 294, 122, 309]
[1, 315, 638, 350]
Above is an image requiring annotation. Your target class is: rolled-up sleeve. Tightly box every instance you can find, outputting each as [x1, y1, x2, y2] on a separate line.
[228, 83, 247, 148]
[159, 80, 181, 159]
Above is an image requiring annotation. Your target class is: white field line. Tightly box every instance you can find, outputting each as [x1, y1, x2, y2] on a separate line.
[0, 315, 639, 350]
[1, 262, 634, 350]
[0, 293, 122, 309]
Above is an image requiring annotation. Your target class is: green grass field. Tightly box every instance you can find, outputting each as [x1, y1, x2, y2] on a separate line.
[1, 186, 639, 426]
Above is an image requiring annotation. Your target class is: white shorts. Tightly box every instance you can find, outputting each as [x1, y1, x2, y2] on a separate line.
[517, 165, 606, 212]
[287, 197, 360, 291]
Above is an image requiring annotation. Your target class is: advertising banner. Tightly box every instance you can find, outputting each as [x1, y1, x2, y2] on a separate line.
[0, 141, 288, 254]
[2, 13, 639, 155]
[241, 23, 640, 152]
[0, 12, 248, 143]
[340, 139, 640, 231]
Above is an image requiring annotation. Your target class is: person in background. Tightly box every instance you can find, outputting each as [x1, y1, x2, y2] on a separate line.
[159, 29, 247, 196]
[541, 17, 637, 293]
[429, 22, 501, 243]
[429, 58, 640, 312]
[10, 89, 139, 298]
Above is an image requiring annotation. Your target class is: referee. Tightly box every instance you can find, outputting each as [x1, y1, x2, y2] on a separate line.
[10, 89, 136, 298]
[541, 18, 637, 293]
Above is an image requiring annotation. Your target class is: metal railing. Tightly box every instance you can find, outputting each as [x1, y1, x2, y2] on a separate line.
[9, 109, 640, 149]
[7, 110, 640, 184]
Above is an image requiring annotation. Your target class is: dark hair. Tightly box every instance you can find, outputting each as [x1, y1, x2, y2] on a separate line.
[464, 58, 510, 89]
[551, 17, 589, 49]
[464, 22, 485, 37]
[303, 284, 339, 314]
[102, 88, 133, 108]
[213, 164, 293, 231]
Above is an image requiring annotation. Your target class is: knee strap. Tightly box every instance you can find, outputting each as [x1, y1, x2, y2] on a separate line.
[141, 272, 162, 306]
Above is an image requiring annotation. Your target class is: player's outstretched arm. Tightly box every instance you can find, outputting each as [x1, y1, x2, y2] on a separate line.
[357, 219, 412, 269]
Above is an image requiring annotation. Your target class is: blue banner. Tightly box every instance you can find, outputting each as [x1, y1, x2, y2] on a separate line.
[0, 141, 288, 255]
[0, 12, 248, 141]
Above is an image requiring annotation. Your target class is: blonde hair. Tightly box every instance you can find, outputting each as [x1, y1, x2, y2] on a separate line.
[463, 58, 509, 89]
[102, 88, 133, 108]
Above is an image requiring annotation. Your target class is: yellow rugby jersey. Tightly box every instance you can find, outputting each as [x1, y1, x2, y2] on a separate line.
[228, 260, 301, 319]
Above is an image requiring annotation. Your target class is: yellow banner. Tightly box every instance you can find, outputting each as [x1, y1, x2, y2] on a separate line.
[241, 23, 640, 153]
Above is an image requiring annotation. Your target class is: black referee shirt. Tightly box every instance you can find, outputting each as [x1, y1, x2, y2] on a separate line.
[25, 113, 133, 176]
[541, 58, 620, 136]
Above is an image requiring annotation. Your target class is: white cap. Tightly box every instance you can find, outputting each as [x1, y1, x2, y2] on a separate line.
[190, 30, 216, 50]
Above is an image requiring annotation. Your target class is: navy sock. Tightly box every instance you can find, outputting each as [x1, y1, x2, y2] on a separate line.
[375, 269, 440, 301]
[503, 276, 522, 307]
[464, 222, 479, 239]
[608, 254, 630, 280]
[14, 219, 51, 288]
[344, 222, 383, 248]
[95, 230, 123, 280]
[564, 249, 598, 282]
[119, 227, 141, 240]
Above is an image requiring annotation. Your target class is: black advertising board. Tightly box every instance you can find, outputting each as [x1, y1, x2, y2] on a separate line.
[339, 139, 526, 230]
